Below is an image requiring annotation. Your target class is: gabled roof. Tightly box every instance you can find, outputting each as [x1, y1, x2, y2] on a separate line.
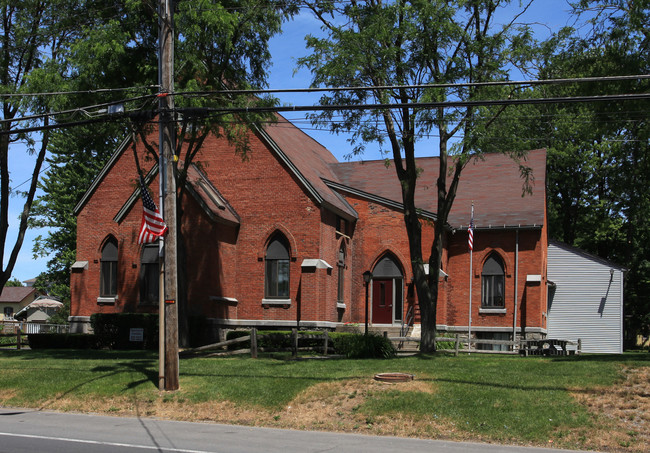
[259, 114, 358, 220]
[328, 149, 547, 229]
[184, 164, 241, 226]
[112, 163, 241, 227]
[74, 115, 545, 231]
[75, 116, 358, 221]
[0, 287, 38, 304]
[74, 136, 131, 215]
[549, 239, 627, 271]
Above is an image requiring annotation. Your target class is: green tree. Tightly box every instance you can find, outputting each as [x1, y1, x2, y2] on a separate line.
[517, 1, 650, 342]
[165, 0, 295, 345]
[31, 1, 295, 345]
[0, 0, 85, 293]
[3, 277, 22, 287]
[29, 0, 160, 305]
[299, 0, 535, 352]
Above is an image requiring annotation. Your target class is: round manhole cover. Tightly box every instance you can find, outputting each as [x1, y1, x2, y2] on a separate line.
[373, 372, 415, 382]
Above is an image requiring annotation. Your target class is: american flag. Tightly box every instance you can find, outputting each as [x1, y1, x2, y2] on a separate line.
[138, 176, 168, 244]
[468, 214, 474, 251]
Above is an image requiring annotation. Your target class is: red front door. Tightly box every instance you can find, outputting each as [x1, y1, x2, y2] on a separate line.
[372, 279, 393, 324]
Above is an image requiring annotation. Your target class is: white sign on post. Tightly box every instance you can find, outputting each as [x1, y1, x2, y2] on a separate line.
[129, 328, 144, 342]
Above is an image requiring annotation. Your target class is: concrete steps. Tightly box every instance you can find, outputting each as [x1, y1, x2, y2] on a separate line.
[334, 325, 421, 352]
[368, 325, 420, 352]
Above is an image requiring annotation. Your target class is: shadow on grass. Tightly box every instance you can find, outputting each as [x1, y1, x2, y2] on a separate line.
[412, 351, 650, 364]
[0, 349, 158, 361]
[549, 352, 650, 363]
[179, 370, 606, 395]
[30, 359, 159, 412]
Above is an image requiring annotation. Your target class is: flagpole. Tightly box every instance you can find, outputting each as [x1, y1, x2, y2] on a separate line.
[468, 202, 474, 352]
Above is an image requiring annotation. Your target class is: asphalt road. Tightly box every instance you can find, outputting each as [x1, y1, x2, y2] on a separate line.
[0, 408, 597, 453]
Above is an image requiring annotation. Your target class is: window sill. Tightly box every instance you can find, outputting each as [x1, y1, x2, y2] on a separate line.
[97, 296, 117, 305]
[336, 302, 346, 309]
[262, 298, 291, 306]
[209, 296, 239, 304]
[479, 307, 506, 314]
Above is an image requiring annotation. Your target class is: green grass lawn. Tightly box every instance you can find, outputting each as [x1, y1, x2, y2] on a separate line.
[0, 349, 647, 449]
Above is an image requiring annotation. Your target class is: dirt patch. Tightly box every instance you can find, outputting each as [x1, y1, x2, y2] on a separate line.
[0, 389, 18, 404]
[565, 366, 650, 453]
[264, 377, 445, 437]
[36, 376, 448, 439]
[24, 366, 650, 452]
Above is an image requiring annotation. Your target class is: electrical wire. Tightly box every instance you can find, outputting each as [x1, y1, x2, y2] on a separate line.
[0, 85, 160, 99]
[175, 92, 650, 117]
[174, 74, 650, 97]
[0, 95, 159, 126]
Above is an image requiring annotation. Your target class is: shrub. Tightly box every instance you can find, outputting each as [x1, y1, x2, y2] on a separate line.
[225, 330, 327, 350]
[28, 333, 98, 349]
[90, 313, 158, 350]
[330, 332, 396, 359]
[436, 333, 461, 351]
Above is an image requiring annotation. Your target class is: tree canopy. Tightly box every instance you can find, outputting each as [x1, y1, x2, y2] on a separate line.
[516, 0, 650, 341]
[0, 0, 85, 293]
[299, 0, 537, 351]
[28, 0, 295, 344]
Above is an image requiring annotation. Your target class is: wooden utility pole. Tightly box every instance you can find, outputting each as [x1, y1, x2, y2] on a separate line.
[159, 0, 179, 391]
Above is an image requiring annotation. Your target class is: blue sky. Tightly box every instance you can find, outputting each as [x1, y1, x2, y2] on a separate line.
[5, 0, 578, 284]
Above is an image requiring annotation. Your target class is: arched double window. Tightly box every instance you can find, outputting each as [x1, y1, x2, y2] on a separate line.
[100, 237, 118, 297]
[481, 253, 505, 308]
[264, 233, 290, 299]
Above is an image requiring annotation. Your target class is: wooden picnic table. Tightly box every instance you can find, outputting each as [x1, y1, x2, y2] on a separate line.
[520, 338, 573, 356]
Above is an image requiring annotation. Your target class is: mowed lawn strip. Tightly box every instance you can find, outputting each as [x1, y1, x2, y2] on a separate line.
[0, 350, 647, 449]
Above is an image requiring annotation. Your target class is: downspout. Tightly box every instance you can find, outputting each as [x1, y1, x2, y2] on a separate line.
[513, 230, 519, 350]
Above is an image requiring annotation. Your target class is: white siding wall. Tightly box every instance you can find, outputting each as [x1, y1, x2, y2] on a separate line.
[547, 241, 623, 353]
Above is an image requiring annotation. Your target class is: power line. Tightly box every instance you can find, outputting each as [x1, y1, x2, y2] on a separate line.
[0, 94, 158, 127]
[3, 74, 647, 129]
[177, 92, 650, 117]
[176, 74, 650, 97]
[1, 90, 647, 137]
[5, 74, 644, 102]
[0, 85, 160, 99]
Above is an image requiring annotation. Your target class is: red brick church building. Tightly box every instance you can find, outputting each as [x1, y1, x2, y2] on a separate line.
[70, 114, 549, 346]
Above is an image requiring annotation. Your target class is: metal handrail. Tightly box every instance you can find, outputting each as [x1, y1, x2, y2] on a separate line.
[398, 305, 415, 349]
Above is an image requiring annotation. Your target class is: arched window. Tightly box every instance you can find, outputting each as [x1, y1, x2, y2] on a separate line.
[140, 244, 159, 305]
[337, 243, 346, 303]
[265, 234, 290, 299]
[100, 238, 118, 297]
[481, 253, 505, 308]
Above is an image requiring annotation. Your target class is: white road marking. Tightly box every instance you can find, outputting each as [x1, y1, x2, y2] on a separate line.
[0, 431, 217, 453]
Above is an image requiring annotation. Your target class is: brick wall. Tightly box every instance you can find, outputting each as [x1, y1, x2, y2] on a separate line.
[72, 128, 347, 325]
[72, 128, 547, 334]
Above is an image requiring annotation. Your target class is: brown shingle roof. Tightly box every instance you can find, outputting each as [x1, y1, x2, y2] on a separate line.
[185, 164, 241, 226]
[0, 287, 38, 303]
[260, 114, 358, 219]
[328, 150, 547, 229]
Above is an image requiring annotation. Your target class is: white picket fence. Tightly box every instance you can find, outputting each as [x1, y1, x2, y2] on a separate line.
[1, 321, 68, 335]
